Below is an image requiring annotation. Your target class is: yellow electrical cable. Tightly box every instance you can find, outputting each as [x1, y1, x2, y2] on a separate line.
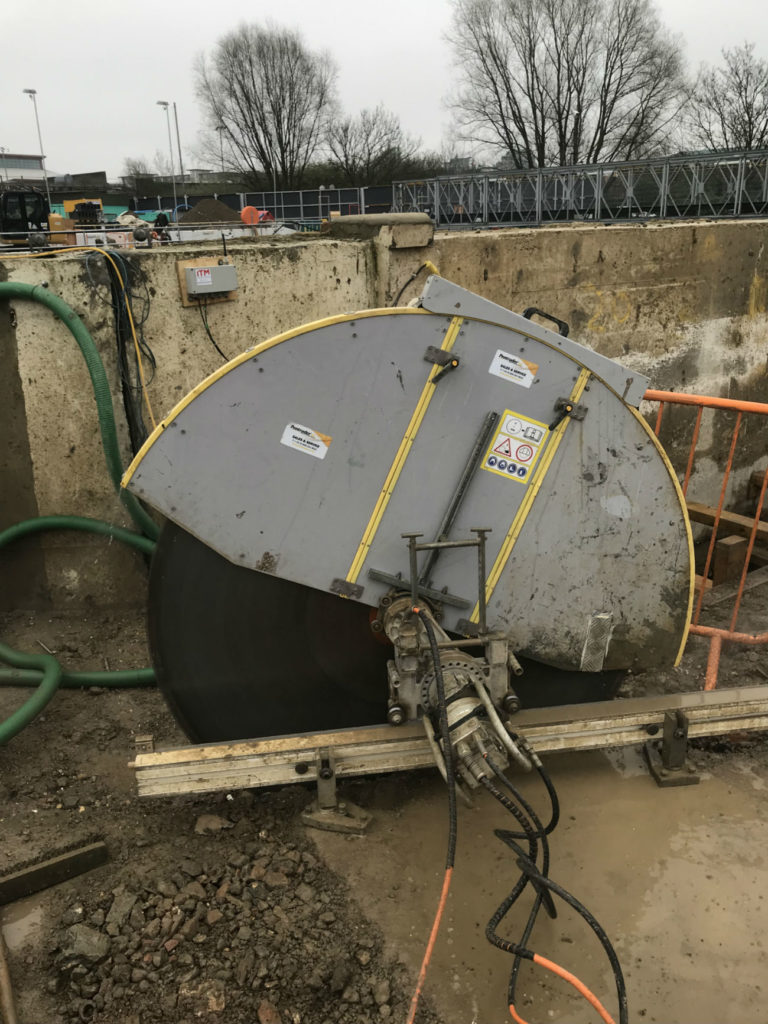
[1, 246, 157, 428]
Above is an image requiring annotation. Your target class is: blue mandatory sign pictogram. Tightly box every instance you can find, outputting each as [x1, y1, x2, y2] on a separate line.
[507, 462, 518, 474]
[487, 455, 498, 468]
[517, 466, 527, 478]
[497, 459, 508, 471]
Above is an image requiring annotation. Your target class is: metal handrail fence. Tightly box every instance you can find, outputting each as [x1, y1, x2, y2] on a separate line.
[645, 389, 768, 690]
[394, 150, 768, 229]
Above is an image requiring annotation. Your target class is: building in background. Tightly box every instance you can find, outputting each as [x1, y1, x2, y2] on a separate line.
[0, 152, 47, 183]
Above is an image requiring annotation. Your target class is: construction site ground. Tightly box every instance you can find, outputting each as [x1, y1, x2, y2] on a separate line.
[1, 588, 767, 1024]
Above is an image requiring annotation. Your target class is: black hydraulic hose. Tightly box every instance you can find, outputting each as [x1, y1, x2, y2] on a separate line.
[490, 756, 561, 1005]
[497, 833, 629, 1024]
[481, 774, 542, 959]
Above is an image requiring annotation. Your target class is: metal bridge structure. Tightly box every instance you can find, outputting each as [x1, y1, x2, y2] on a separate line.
[393, 151, 768, 230]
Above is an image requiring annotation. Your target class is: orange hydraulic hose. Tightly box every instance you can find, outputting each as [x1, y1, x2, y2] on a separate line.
[508, 953, 617, 1024]
[405, 867, 453, 1024]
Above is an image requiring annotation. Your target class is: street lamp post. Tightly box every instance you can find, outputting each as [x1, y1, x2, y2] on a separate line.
[22, 89, 52, 213]
[172, 102, 185, 183]
[156, 101, 179, 240]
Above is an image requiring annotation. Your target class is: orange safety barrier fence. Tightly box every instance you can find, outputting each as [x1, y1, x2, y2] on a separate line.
[644, 389, 768, 690]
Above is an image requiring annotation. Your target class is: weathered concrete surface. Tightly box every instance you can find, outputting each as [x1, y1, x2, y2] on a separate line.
[2, 219, 767, 606]
[0, 237, 375, 608]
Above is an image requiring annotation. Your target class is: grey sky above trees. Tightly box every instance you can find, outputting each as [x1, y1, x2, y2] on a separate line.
[1, 0, 767, 181]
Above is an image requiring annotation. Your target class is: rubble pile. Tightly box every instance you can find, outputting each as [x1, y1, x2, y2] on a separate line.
[48, 815, 435, 1024]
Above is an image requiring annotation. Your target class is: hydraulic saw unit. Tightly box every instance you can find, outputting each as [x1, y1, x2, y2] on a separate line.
[123, 276, 693, 788]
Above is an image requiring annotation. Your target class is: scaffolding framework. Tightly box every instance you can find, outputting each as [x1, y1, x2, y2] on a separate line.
[393, 151, 768, 229]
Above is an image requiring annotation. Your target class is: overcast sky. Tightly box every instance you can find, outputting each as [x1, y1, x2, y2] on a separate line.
[1, 0, 765, 180]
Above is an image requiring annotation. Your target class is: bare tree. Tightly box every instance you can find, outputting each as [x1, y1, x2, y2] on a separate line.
[122, 156, 153, 178]
[195, 23, 337, 189]
[449, 0, 685, 168]
[689, 44, 768, 151]
[327, 106, 420, 185]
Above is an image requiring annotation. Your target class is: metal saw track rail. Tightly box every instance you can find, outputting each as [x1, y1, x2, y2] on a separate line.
[133, 686, 768, 798]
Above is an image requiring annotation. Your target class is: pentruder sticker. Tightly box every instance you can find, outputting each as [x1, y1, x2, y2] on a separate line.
[489, 348, 539, 388]
[280, 422, 332, 460]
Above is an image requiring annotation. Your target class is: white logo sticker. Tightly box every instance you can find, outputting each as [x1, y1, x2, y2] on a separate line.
[280, 423, 332, 460]
[489, 349, 539, 388]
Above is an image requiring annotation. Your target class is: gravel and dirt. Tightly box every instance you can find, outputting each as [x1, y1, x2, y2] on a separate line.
[1, 582, 767, 1024]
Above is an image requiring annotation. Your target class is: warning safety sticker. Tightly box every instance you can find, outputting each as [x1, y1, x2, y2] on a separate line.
[482, 409, 548, 485]
[488, 348, 539, 388]
[280, 422, 332, 460]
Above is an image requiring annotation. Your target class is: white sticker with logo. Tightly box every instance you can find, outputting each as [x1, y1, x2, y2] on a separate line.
[280, 422, 332, 460]
[195, 267, 213, 288]
[488, 348, 539, 388]
[482, 409, 549, 485]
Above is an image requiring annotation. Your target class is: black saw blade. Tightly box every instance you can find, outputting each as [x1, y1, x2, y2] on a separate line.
[149, 523, 625, 743]
[148, 522, 391, 743]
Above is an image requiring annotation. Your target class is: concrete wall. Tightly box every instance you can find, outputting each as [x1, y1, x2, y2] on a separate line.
[2, 217, 767, 608]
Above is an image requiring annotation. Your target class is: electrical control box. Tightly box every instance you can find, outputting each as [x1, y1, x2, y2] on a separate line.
[184, 263, 238, 297]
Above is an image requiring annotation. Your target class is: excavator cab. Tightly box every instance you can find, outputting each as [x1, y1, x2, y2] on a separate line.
[0, 188, 49, 244]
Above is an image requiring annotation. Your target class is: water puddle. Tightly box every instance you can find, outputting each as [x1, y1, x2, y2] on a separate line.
[1, 898, 43, 951]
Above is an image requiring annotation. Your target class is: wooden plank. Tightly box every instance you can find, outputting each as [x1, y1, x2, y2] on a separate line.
[695, 573, 712, 592]
[703, 562, 768, 608]
[686, 501, 768, 542]
[0, 842, 108, 905]
[713, 535, 749, 587]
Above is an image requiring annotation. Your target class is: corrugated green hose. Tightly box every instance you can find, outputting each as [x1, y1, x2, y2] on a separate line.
[0, 517, 157, 745]
[0, 280, 158, 540]
[0, 280, 160, 744]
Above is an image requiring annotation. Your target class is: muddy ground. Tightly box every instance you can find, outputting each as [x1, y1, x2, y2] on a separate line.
[1, 584, 767, 1024]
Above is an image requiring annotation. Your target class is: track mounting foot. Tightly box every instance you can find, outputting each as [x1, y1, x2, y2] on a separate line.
[300, 750, 371, 834]
[301, 800, 371, 835]
[643, 710, 699, 787]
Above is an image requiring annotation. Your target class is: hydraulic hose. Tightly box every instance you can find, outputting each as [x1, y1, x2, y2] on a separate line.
[0, 281, 158, 540]
[0, 516, 156, 745]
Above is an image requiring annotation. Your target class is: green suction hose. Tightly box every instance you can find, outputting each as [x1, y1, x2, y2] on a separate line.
[0, 281, 158, 541]
[0, 515, 156, 556]
[0, 642, 62, 747]
[0, 516, 157, 745]
[0, 669, 155, 688]
[0, 280, 160, 744]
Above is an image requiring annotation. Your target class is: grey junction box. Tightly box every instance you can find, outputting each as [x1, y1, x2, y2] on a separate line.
[184, 263, 238, 296]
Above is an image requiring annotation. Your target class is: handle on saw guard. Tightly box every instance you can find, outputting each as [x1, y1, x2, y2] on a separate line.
[522, 307, 570, 337]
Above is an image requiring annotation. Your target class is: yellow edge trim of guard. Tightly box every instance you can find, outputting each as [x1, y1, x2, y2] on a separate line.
[345, 316, 464, 584]
[121, 306, 431, 489]
[469, 368, 591, 623]
[629, 406, 695, 667]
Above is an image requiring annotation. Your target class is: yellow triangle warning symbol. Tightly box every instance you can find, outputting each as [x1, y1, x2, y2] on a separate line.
[492, 436, 513, 457]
